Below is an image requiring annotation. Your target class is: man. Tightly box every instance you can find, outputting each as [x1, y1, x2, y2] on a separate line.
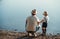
[25, 9, 40, 37]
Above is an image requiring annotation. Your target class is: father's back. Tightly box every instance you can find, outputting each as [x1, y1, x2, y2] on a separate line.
[26, 15, 37, 31]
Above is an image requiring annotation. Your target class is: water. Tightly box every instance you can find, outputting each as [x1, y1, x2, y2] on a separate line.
[0, 0, 60, 34]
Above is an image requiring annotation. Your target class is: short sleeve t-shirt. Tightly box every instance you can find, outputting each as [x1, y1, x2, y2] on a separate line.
[42, 16, 49, 23]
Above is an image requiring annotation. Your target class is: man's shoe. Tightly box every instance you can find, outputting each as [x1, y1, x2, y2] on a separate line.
[29, 33, 32, 36]
[34, 33, 37, 37]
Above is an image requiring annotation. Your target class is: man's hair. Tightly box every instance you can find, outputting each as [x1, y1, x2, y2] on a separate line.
[31, 9, 37, 15]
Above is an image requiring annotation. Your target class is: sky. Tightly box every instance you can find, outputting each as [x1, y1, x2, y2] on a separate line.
[0, 0, 60, 34]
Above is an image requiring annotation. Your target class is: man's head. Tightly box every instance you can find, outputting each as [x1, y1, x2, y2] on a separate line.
[31, 9, 37, 15]
[43, 11, 48, 16]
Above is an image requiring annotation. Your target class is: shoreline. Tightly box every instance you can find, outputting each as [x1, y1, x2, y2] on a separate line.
[0, 30, 60, 39]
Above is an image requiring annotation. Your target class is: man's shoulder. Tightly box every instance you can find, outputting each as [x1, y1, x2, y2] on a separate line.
[27, 16, 31, 18]
[26, 16, 31, 20]
[35, 16, 39, 20]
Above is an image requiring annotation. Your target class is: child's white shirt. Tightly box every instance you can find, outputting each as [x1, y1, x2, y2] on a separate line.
[42, 16, 49, 23]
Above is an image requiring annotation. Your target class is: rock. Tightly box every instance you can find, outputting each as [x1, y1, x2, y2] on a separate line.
[0, 30, 60, 39]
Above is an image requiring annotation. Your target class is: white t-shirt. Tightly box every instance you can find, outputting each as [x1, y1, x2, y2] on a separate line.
[42, 16, 49, 23]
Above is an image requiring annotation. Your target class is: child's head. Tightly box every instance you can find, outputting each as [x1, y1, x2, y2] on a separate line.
[43, 11, 48, 16]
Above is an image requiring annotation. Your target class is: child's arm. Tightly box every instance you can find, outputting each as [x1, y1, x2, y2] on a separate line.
[40, 19, 44, 23]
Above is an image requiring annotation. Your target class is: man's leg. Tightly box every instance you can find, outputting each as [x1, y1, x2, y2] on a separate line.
[32, 31, 37, 37]
[36, 26, 40, 32]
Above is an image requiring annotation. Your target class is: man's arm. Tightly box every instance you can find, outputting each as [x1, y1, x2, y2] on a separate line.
[37, 22, 40, 25]
[40, 19, 44, 23]
[25, 20, 27, 27]
[25, 20, 27, 30]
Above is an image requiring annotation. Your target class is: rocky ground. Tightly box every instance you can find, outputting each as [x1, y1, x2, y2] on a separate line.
[0, 30, 60, 39]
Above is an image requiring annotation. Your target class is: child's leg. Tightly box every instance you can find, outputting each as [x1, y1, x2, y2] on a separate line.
[44, 28, 46, 35]
[42, 27, 46, 35]
[45, 28, 46, 34]
[42, 27, 44, 34]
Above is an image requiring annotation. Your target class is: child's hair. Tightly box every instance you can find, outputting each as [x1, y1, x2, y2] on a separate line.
[43, 11, 48, 16]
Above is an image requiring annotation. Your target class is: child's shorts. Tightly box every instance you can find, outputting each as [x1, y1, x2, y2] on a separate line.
[42, 22, 47, 28]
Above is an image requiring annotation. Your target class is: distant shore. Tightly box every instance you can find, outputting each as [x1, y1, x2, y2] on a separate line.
[0, 30, 60, 39]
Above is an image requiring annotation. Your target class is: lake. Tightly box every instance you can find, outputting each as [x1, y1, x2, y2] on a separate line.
[0, 0, 60, 34]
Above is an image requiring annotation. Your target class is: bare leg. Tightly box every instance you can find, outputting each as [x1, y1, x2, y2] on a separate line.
[42, 27, 46, 36]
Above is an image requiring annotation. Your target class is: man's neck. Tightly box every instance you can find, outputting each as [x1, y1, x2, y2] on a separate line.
[32, 15, 36, 16]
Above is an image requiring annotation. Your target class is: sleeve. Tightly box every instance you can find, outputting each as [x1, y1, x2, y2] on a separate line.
[46, 16, 49, 22]
[36, 16, 40, 22]
[36, 16, 41, 27]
